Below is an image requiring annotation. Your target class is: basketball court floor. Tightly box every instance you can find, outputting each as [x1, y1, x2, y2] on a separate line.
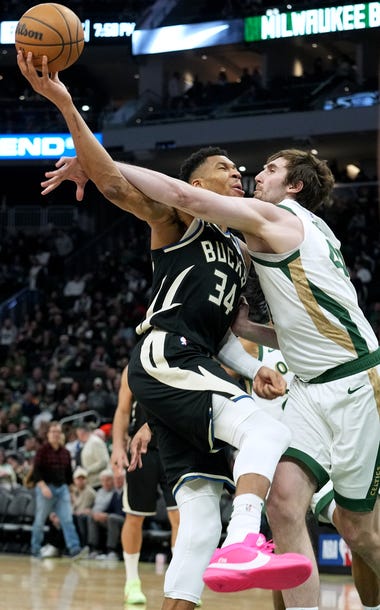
[0, 554, 363, 610]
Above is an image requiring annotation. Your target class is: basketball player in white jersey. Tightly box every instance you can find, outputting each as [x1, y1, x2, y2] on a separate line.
[92, 148, 380, 610]
[239, 334, 380, 610]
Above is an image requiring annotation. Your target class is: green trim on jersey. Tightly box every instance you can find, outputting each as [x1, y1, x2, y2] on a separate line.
[307, 280, 370, 357]
[334, 490, 378, 512]
[308, 347, 380, 383]
[250, 250, 300, 267]
[253, 251, 371, 360]
[277, 204, 297, 216]
[284, 447, 330, 489]
[284, 259, 356, 355]
[257, 344, 264, 361]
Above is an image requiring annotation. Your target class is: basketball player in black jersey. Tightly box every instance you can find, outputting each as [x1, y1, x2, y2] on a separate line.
[18, 52, 313, 607]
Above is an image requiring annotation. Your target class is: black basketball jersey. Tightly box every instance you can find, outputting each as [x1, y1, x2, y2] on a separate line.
[136, 219, 248, 354]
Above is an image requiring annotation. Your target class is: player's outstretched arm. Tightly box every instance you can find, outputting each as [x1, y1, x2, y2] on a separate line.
[17, 52, 171, 225]
[113, 163, 304, 252]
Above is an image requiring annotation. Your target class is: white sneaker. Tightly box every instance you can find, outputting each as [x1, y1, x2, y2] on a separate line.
[107, 551, 119, 562]
[41, 544, 60, 558]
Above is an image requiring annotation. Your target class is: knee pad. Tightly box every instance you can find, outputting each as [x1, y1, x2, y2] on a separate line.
[164, 479, 223, 602]
[233, 410, 291, 483]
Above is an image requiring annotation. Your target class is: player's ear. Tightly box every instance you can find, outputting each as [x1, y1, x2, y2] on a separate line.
[191, 178, 202, 188]
[288, 180, 303, 194]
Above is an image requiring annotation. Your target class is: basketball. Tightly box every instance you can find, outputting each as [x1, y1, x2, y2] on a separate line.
[15, 3, 84, 73]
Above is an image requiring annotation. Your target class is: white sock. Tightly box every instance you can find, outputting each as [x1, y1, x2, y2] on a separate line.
[222, 493, 263, 547]
[123, 551, 140, 582]
[363, 605, 380, 610]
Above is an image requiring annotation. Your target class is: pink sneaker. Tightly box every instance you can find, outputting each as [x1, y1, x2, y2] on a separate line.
[203, 533, 312, 593]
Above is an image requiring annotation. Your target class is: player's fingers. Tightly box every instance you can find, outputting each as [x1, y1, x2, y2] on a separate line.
[41, 185, 55, 196]
[76, 186, 85, 202]
[16, 50, 26, 71]
[41, 54, 49, 77]
[55, 157, 69, 168]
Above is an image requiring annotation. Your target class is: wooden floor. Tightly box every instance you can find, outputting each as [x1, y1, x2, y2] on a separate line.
[0, 554, 362, 610]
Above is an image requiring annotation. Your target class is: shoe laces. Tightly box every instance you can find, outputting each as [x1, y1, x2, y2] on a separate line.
[256, 534, 275, 553]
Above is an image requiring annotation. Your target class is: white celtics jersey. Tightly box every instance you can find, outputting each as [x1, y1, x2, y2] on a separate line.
[249, 199, 379, 381]
[253, 345, 294, 417]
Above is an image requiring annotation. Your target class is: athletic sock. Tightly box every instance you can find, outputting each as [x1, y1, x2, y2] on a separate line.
[123, 551, 140, 582]
[222, 493, 264, 547]
[362, 605, 380, 609]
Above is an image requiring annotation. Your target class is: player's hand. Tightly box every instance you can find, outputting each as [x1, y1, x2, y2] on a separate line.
[111, 446, 129, 475]
[41, 156, 89, 201]
[128, 423, 151, 472]
[253, 365, 286, 399]
[17, 51, 72, 107]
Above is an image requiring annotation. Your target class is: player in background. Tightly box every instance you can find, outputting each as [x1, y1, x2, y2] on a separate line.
[112, 366, 179, 607]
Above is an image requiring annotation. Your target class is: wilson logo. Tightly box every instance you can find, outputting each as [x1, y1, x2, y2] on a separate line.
[16, 22, 43, 40]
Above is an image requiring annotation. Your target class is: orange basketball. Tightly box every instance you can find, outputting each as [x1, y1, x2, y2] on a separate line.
[15, 3, 84, 73]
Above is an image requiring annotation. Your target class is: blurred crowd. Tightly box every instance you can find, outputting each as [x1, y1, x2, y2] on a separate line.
[0, 215, 151, 487]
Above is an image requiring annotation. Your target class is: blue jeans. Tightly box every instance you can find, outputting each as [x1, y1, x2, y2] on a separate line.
[31, 484, 81, 556]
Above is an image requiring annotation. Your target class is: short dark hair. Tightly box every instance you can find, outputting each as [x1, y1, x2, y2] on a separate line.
[179, 146, 228, 183]
[266, 149, 335, 211]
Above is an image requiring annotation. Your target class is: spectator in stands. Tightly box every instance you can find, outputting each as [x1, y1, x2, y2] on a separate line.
[63, 274, 87, 308]
[89, 345, 111, 374]
[75, 421, 110, 489]
[5, 451, 26, 486]
[50, 334, 77, 372]
[73, 291, 92, 316]
[40, 465, 97, 558]
[0, 447, 17, 489]
[21, 389, 41, 421]
[71, 466, 96, 513]
[86, 376, 111, 418]
[86, 471, 125, 559]
[8, 364, 27, 395]
[70, 466, 97, 545]
[21, 432, 38, 462]
[26, 366, 46, 396]
[76, 468, 114, 555]
[0, 318, 18, 355]
[30, 420, 88, 559]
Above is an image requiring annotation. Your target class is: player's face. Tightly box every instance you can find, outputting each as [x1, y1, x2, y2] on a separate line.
[192, 155, 245, 197]
[254, 156, 290, 204]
